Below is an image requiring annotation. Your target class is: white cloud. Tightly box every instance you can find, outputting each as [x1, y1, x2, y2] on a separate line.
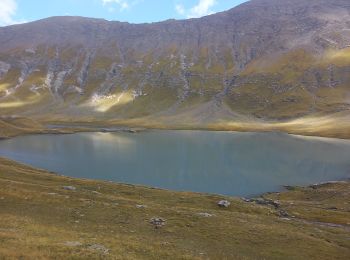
[0, 0, 18, 26]
[175, 0, 217, 19]
[175, 4, 185, 15]
[102, 0, 130, 11]
[188, 0, 216, 18]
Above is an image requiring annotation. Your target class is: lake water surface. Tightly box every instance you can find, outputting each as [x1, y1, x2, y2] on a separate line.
[0, 131, 350, 197]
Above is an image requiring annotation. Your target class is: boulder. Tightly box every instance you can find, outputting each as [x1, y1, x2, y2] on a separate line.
[197, 212, 213, 217]
[254, 198, 280, 208]
[150, 217, 166, 228]
[62, 186, 76, 191]
[278, 210, 290, 218]
[217, 200, 231, 208]
[88, 244, 109, 254]
[241, 198, 252, 202]
[64, 241, 82, 247]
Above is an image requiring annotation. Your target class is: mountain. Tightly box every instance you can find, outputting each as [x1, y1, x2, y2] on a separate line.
[0, 0, 349, 136]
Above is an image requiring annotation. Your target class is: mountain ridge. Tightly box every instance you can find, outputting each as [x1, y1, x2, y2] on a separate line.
[0, 0, 349, 137]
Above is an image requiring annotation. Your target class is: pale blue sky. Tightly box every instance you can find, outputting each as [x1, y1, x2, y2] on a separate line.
[0, 0, 248, 26]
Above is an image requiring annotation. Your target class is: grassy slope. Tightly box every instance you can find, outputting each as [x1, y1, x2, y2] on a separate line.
[0, 117, 100, 139]
[1, 111, 349, 148]
[41, 109, 350, 140]
[0, 118, 44, 138]
[0, 157, 349, 259]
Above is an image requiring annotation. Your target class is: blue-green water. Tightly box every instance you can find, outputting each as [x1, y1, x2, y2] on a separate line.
[0, 131, 350, 197]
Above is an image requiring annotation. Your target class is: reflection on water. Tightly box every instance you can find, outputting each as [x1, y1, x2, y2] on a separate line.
[0, 131, 350, 197]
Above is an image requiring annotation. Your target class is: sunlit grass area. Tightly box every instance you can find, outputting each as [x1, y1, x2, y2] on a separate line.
[322, 48, 350, 66]
[88, 91, 134, 112]
[0, 83, 11, 92]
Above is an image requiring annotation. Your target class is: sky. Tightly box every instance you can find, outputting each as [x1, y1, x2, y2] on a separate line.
[0, 0, 248, 26]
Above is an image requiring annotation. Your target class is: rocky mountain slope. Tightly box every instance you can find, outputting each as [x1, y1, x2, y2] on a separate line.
[0, 0, 349, 131]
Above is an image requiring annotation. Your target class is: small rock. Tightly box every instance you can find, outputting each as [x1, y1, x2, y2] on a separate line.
[278, 210, 290, 218]
[92, 191, 101, 195]
[253, 198, 280, 208]
[136, 204, 147, 209]
[79, 198, 91, 202]
[217, 200, 231, 208]
[284, 185, 297, 191]
[254, 198, 267, 205]
[197, 212, 213, 217]
[272, 200, 281, 208]
[47, 193, 57, 195]
[310, 181, 345, 189]
[241, 198, 252, 203]
[63, 186, 76, 191]
[150, 217, 166, 228]
[64, 241, 82, 247]
[124, 129, 137, 133]
[88, 244, 109, 254]
[281, 218, 291, 221]
[326, 206, 338, 210]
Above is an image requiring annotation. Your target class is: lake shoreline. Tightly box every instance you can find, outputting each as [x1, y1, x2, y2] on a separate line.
[0, 154, 348, 199]
[1, 117, 350, 198]
[44, 121, 350, 140]
[1, 115, 350, 140]
[0, 156, 349, 259]
[2, 126, 348, 197]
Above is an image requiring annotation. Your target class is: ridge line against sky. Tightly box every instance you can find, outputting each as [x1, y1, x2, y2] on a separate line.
[0, 0, 248, 26]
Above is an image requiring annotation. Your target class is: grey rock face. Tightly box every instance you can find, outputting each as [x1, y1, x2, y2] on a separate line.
[53, 71, 69, 93]
[0, 61, 10, 79]
[77, 52, 94, 88]
[1, 0, 348, 66]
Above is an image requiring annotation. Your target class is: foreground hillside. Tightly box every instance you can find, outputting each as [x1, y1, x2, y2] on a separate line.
[0, 157, 349, 259]
[0, 0, 349, 136]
